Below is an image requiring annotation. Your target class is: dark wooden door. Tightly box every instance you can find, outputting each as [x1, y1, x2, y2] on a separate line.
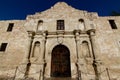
[51, 45, 71, 77]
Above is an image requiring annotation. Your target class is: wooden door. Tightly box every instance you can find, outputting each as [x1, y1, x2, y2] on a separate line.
[51, 45, 71, 77]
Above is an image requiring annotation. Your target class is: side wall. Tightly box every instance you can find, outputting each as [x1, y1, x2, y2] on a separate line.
[0, 20, 28, 78]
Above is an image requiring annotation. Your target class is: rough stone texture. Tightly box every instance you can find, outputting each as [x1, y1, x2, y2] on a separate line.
[0, 2, 120, 80]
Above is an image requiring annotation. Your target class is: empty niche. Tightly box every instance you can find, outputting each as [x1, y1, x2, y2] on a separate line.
[78, 19, 85, 31]
[37, 20, 43, 31]
[32, 41, 40, 57]
[82, 41, 91, 57]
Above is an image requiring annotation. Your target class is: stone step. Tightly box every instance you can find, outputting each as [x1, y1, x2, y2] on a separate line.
[45, 77, 77, 80]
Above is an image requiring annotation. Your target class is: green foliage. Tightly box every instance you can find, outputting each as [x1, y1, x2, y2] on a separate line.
[111, 11, 120, 16]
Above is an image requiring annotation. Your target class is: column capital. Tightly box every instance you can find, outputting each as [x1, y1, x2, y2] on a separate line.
[87, 29, 96, 36]
[27, 31, 35, 38]
[74, 29, 81, 35]
[74, 30, 81, 41]
[94, 59, 103, 66]
[41, 30, 48, 37]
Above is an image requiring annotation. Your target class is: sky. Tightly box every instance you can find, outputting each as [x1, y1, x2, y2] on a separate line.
[0, 0, 120, 20]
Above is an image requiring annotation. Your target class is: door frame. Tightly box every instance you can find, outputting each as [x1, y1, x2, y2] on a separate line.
[51, 44, 71, 77]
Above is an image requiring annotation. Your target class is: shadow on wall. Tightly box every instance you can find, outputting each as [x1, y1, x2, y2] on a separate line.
[0, 75, 36, 80]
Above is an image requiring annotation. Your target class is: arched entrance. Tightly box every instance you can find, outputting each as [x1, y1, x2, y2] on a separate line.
[51, 45, 71, 77]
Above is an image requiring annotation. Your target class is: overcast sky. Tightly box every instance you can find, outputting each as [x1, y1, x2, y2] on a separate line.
[0, 0, 120, 20]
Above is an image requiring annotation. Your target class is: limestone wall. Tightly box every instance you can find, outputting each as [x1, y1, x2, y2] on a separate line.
[0, 20, 28, 78]
[0, 2, 120, 80]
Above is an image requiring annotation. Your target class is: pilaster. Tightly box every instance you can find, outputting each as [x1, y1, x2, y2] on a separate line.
[24, 31, 35, 63]
[87, 29, 100, 80]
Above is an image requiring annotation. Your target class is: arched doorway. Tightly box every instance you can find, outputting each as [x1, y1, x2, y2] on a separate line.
[51, 45, 71, 77]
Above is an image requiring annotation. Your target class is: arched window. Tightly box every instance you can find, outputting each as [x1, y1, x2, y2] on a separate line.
[32, 41, 40, 57]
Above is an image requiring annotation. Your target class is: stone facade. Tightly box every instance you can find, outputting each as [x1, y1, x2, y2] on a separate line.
[0, 2, 120, 80]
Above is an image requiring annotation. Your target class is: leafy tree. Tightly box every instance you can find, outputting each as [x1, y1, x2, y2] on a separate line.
[111, 11, 120, 16]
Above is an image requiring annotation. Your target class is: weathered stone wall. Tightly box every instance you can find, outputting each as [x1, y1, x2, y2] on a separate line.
[94, 16, 120, 79]
[0, 2, 120, 80]
[0, 20, 28, 78]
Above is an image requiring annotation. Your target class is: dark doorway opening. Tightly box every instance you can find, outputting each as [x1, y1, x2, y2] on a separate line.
[51, 45, 71, 77]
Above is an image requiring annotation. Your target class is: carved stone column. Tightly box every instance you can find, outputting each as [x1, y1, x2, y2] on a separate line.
[24, 31, 34, 63]
[74, 30, 83, 80]
[88, 30, 96, 59]
[75, 31, 80, 59]
[40, 32, 46, 62]
[88, 29, 100, 80]
[74, 30, 81, 58]
[38, 32, 47, 80]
